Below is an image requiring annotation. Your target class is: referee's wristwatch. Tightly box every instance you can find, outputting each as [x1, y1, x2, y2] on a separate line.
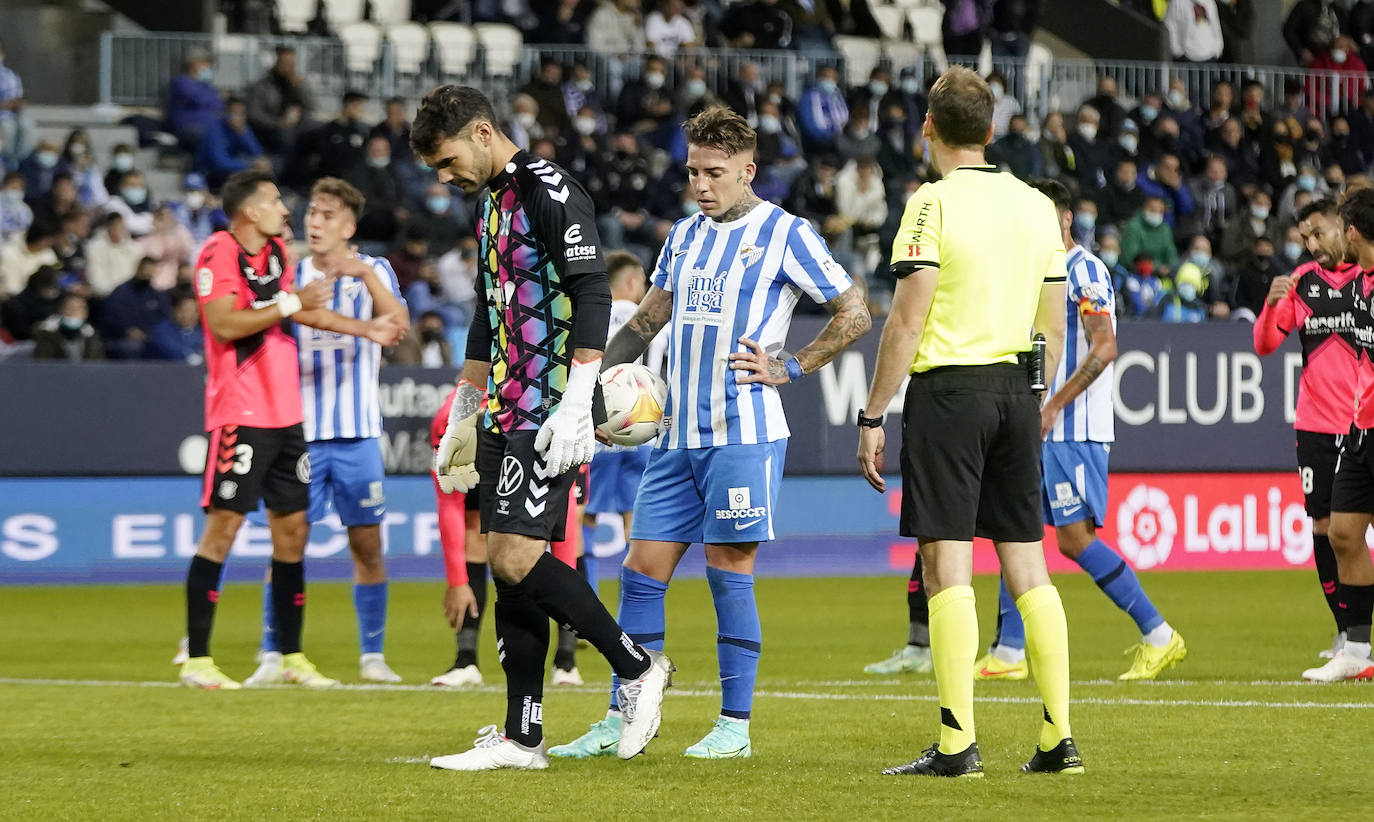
[856, 409, 886, 428]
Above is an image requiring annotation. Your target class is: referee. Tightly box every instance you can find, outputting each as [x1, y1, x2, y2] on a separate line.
[856, 66, 1078, 778]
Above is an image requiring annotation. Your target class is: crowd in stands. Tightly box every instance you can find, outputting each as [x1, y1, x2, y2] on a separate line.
[7, 2, 1374, 361]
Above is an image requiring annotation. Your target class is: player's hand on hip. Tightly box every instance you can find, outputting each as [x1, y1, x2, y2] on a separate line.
[297, 274, 336, 311]
[1266, 274, 1295, 307]
[730, 336, 790, 385]
[444, 584, 479, 629]
[857, 426, 886, 493]
[365, 314, 405, 346]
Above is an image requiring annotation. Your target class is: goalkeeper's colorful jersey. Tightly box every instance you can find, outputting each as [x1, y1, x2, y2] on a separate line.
[473, 150, 604, 433]
[194, 230, 303, 431]
[650, 203, 852, 449]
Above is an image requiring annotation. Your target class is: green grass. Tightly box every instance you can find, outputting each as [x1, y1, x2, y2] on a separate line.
[1, 571, 1368, 820]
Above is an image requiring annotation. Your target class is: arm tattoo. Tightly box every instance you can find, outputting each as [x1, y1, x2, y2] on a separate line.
[604, 287, 674, 367]
[794, 287, 872, 374]
[448, 380, 486, 428]
[1056, 313, 1113, 402]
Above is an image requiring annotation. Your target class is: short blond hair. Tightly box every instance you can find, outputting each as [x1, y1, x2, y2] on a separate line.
[684, 105, 756, 158]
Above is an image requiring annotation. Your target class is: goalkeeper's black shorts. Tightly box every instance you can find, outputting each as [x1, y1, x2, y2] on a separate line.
[476, 428, 579, 542]
[200, 423, 310, 515]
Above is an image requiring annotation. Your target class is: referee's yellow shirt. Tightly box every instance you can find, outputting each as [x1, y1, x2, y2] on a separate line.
[891, 165, 1066, 373]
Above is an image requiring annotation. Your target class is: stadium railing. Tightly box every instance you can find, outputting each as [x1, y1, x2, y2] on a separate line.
[100, 31, 1366, 126]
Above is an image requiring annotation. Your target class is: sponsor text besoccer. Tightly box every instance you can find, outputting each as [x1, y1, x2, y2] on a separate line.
[715, 486, 766, 520]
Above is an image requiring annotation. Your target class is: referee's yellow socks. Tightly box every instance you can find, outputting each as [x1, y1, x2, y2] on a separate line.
[1017, 584, 1072, 751]
[928, 585, 978, 754]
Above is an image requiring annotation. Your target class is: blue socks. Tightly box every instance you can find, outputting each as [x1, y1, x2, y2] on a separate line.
[354, 581, 388, 655]
[609, 567, 667, 711]
[707, 566, 761, 720]
[995, 539, 1165, 649]
[261, 580, 390, 655]
[260, 581, 278, 653]
[996, 577, 1026, 651]
[1075, 539, 1164, 634]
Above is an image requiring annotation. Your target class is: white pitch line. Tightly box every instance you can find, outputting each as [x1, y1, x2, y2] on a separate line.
[813, 678, 1332, 689]
[0, 677, 1370, 710]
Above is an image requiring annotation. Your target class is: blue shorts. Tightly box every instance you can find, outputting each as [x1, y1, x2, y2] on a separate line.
[587, 446, 651, 514]
[1041, 440, 1110, 528]
[307, 438, 386, 527]
[631, 440, 786, 545]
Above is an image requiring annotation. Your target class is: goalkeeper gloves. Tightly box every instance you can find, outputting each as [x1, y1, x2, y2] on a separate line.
[434, 379, 484, 494]
[535, 356, 599, 476]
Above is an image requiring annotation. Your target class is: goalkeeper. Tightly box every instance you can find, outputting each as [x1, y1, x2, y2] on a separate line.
[420, 84, 672, 771]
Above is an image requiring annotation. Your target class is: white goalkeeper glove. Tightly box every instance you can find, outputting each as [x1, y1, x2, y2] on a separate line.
[434, 379, 484, 495]
[535, 356, 599, 476]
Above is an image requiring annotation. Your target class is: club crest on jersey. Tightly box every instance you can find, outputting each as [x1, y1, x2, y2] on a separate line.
[197, 267, 213, 297]
[684, 267, 728, 323]
[739, 244, 764, 266]
[1309, 283, 1321, 298]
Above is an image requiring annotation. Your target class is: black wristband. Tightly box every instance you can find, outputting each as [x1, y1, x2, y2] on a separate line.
[856, 408, 885, 428]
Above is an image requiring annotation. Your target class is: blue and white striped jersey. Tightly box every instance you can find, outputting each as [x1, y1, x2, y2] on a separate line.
[651, 203, 853, 449]
[1048, 244, 1116, 443]
[295, 254, 404, 442]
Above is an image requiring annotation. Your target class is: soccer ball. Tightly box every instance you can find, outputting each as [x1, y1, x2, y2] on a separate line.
[598, 363, 668, 446]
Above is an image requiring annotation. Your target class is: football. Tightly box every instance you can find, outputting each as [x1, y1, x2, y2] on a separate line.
[598, 363, 668, 446]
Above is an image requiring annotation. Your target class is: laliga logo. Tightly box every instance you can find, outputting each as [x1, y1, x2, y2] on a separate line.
[1116, 484, 1177, 570]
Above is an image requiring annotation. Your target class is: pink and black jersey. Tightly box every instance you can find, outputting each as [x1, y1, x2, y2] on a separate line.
[1353, 270, 1374, 430]
[1254, 260, 1361, 435]
[194, 231, 303, 431]
[471, 151, 604, 433]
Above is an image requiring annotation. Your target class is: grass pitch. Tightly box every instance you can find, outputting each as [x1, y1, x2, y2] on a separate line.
[1, 570, 1368, 820]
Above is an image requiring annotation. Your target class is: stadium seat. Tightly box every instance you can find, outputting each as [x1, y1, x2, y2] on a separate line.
[909, 6, 942, 48]
[884, 41, 922, 75]
[833, 36, 881, 87]
[324, 0, 367, 28]
[387, 22, 431, 76]
[430, 22, 477, 79]
[338, 21, 384, 74]
[872, 6, 906, 41]
[370, 0, 413, 26]
[474, 22, 523, 78]
[276, 0, 315, 34]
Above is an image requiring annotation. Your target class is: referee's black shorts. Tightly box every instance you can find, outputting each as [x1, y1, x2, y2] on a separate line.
[898, 363, 1043, 543]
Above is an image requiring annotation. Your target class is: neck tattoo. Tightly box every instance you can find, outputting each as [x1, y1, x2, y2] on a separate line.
[715, 189, 761, 223]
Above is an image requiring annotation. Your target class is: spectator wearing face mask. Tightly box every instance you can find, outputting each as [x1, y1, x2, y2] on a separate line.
[835, 106, 880, 164]
[19, 140, 60, 206]
[986, 70, 1021, 139]
[1278, 164, 1326, 223]
[797, 66, 849, 155]
[53, 208, 90, 291]
[408, 183, 469, 258]
[1037, 112, 1075, 187]
[1122, 196, 1179, 275]
[506, 94, 543, 151]
[1229, 236, 1281, 320]
[677, 64, 718, 117]
[616, 56, 678, 136]
[145, 292, 203, 364]
[1221, 188, 1281, 269]
[1165, 0, 1223, 63]
[847, 68, 895, 132]
[346, 136, 404, 252]
[517, 59, 571, 137]
[1284, 0, 1348, 66]
[1326, 116, 1369, 175]
[1308, 36, 1370, 110]
[102, 170, 154, 237]
[1280, 225, 1308, 270]
[1153, 262, 1209, 322]
[171, 174, 224, 248]
[1137, 153, 1195, 227]
[987, 114, 1043, 180]
[195, 97, 266, 190]
[387, 309, 454, 367]
[165, 50, 223, 148]
[103, 143, 136, 196]
[1113, 119, 1143, 167]
[1183, 234, 1230, 316]
[562, 63, 608, 133]
[755, 100, 804, 175]
[1067, 105, 1111, 190]
[32, 291, 103, 360]
[1119, 252, 1171, 320]
[1185, 154, 1239, 242]
[59, 130, 107, 209]
[0, 171, 31, 244]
